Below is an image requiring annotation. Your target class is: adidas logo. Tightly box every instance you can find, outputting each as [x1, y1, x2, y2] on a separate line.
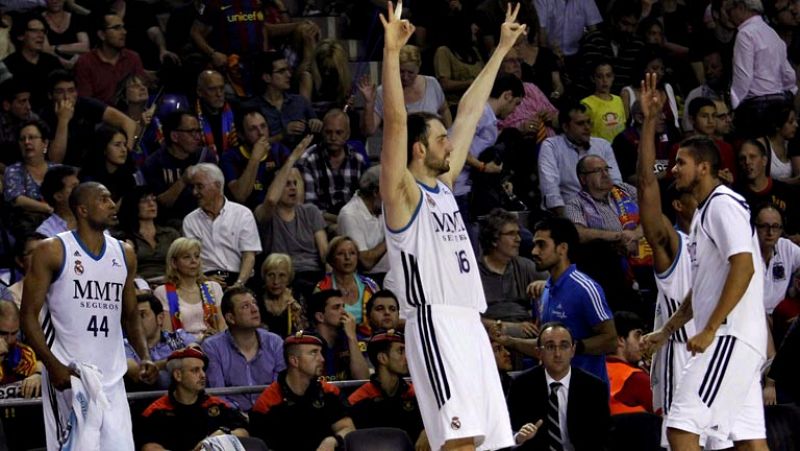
[73, 251, 81, 257]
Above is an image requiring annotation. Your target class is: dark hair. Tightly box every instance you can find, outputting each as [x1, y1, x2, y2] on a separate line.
[537, 321, 574, 347]
[688, 97, 716, 121]
[137, 292, 164, 316]
[490, 73, 524, 99]
[610, 0, 642, 21]
[637, 16, 663, 39]
[41, 165, 79, 206]
[558, 102, 588, 130]
[0, 79, 31, 103]
[47, 70, 75, 95]
[765, 101, 795, 137]
[18, 119, 50, 142]
[253, 51, 287, 93]
[13, 231, 46, 259]
[161, 110, 195, 146]
[366, 289, 399, 315]
[11, 13, 42, 41]
[221, 286, 256, 317]
[236, 108, 267, 136]
[636, 45, 666, 78]
[576, 154, 607, 178]
[678, 136, 721, 174]
[88, 124, 131, 171]
[118, 185, 158, 235]
[591, 59, 614, 75]
[533, 216, 579, 261]
[68, 181, 104, 216]
[479, 208, 518, 252]
[407, 112, 443, 165]
[307, 289, 343, 323]
[366, 335, 400, 368]
[613, 311, 644, 339]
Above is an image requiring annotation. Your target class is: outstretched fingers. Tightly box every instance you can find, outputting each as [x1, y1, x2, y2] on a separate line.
[505, 2, 521, 23]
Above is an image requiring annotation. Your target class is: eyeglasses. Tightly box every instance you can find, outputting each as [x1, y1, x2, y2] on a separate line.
[18, 135, 42, 142]
[581, 166, 612, 175]
[175, 128, 203, 135]
[540, 342, 572, 353]
[756, 223, 783, 232]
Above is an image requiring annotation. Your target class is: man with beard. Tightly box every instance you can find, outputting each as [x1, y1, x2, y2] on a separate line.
[21, 182, 155, 450]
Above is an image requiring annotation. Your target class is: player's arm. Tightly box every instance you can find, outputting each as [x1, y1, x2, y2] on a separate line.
[20, 239, 73, 389]
[441, 4, 526, 187]
[636, 73, 680, 273]
[642, 292, 693, 353]
[580, 319, 617, 355]
[380, 2, 421, 231]
[120, 243, 155, 373]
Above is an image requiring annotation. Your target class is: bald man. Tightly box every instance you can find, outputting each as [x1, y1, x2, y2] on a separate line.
[21, 182, 155, 450]
[195, 70, 239, 158]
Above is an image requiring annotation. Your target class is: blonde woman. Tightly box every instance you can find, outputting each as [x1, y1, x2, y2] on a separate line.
[311, 39, 352, 108]
[154, 238, 226, 340]
[259, 253, 308, 337]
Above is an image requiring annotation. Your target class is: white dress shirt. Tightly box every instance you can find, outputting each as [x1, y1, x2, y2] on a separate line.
[730, 15, 797, 108]
[183, 198, 262, 272]
[545, 368, 574, 451]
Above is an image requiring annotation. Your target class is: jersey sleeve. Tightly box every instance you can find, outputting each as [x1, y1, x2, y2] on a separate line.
[704, 195, 756, 259]
[579, 276, 612, 326]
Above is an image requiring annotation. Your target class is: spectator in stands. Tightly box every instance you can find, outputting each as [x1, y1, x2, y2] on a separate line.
[142, 110, 217, 227]
[221, 108, 290, 209]
[0, 300, 41, 398]
[122, 0, 181, 71]
[492, 338, 514, 395]
[124, 293, 196, 390]
[40, 0, 90, 69]
[113, 73, 157, 164]
[298, 109, 367, 222]
[576, 0, 644, 98]
[496, 47, 558, 139]
[735, 139, 800, 236]
[727, 0, 797, 138]
[249, 331, 356, 451]
[37, 164, 78, 237]
[531, 217, 617, 384]
[118, 186, 181, 281]
[155, 238, 226, 340]
[348, 330, 426, 448]
[612, 100, 673, 184]
[758, 101, 798, 182]
[310, 39, 352, 112]
[138, 347, 249, 450]
[183, 163, 261, 288]
[3, 14, 62, 111]
[606, 311, 652, 414]
[507, 322, 611, 450]
[536, 0, 602, 63]
[74, 12, 144, 105]
[194, 70, 237, 160]
[43, 70, 137, 166]
[190, 0, 267, 68]
[538, 102, 623, 215]
[682, 50, 726, 132]
[315, 236, 379, 333]
[620, 49, 680, 131]
[365, 290, 401, 333]
[680, 97, 736, 184]
[259, 253, 308, 337]
[338, 165, 389, 284]
[308, 289, 370, 381]
[247, 51, 322, 146]
[3, 119, 54, 216]
[0, 233, 44, 307]
[255, 135, 326, 300]
[582, 61, 626, 143]
[202, 286, 286, 412]
[478, 208, 546, 335]
[80, 124, 142, 201]
[360, 44, 451, 137]
[0, 80, 36, 168]
[713, 100, 733, 141]
[434, 17, 485, 112]
[754, 204, 800, 316]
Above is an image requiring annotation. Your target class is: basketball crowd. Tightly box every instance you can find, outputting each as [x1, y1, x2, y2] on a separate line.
[0, 0, 798, 449]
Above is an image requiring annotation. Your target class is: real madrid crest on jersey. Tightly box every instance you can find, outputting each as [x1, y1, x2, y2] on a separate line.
[773, 262, 786, 280]
[74, 260, 84, 275]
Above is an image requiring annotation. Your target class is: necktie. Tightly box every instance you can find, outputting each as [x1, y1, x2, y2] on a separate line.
[547, 381, 564, 451]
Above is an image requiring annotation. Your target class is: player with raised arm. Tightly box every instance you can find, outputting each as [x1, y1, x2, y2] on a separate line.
[379, 2, 526, 450]
[21, 182, 155, 450]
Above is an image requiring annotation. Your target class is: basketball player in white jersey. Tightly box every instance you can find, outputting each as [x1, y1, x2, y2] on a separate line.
[21, 182, 156, 451]
[379, 3, 526, 450]
[660, 131, 768, 448]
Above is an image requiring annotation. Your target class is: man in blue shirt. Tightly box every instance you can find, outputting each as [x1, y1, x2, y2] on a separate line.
[531, 216, 617, 384]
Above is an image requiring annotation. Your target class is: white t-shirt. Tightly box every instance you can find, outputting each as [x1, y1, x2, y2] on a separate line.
[763, 237, 800, 313]
[689, 185, 768, 355]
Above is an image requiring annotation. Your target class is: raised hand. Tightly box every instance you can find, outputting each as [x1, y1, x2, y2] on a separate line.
[380, 1, 416, 52]
[357, 75, 377, 103]
[291, 134, 315, 159]
[498, 3, 528, 51]
[640, 72, 664, 120]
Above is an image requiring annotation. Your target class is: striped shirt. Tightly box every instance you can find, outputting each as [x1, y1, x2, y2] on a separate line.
[540, 264, 613, 384]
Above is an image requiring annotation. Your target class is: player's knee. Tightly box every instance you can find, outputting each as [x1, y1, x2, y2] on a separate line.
[442, 437, 477, 451]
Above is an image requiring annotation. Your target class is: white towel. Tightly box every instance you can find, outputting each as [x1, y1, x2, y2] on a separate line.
[65, 362, 110, 451]
[198, 435, 247, 451]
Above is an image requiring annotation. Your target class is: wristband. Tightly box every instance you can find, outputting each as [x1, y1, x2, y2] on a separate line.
[575, 339, 585, 354]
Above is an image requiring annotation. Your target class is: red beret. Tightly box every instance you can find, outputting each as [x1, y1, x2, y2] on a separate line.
[167, 347, 209, 366]
[369, 329, 404, 345]
[285, 330, 325, 347]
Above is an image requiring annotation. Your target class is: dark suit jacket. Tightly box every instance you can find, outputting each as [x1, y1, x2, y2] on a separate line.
[507, 365, 610, 451]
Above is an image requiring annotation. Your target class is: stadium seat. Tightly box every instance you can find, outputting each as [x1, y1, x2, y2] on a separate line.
[608, 412, 664, 451]
[344, 427, 414, 451]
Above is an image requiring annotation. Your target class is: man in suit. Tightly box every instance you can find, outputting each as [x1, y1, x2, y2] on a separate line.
[507, 322, 610, 450]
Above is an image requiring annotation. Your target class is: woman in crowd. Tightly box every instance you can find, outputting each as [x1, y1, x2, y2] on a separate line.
[513, 26, 563, 101]
[620, 49, 680, 131]
[360, 44, 451, 136]
[758, 102, 799, 182]
[41, 0, 89, 68]
[314, 236, 379, 332]
[3, 120, 54, 216]
[80, 125, 142, 202]
[113, 74, 157, 166]
[434, 17, 484, 112]
[311, 39, 352, 113]
[155, 238, 226, 340]
[259, 253, 308, 337]
[118, 186, 181, 282]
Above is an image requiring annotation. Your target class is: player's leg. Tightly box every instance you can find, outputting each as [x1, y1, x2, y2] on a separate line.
[41, 370, 73, 451]
[667, 427, 702, 451]
[100, 379, 135, 450]
[729, 348, 768, 451]
[442, 437, 476, 451]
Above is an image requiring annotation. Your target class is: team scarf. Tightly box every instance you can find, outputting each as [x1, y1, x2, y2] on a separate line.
[610, 185, 653, 266]
[196, 100, 238, 160]
[165, 282, 219, 332]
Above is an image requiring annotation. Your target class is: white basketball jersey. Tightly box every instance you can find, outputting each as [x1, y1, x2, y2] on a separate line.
[653, 230, 696, 343]
[41, 231, 129, 386]
[385, 181, 487, 317]
[688, 185, 767, 356]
